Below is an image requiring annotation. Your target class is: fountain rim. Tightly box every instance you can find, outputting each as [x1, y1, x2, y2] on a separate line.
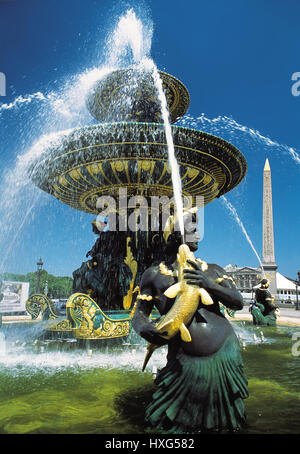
[32, 120, 247, 162]
[29, 121, 247, 211]
[30, 121, 247, 186]
[44, 121, 247, 177]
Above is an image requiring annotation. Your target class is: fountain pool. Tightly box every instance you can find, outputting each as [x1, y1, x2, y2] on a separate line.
[0, 321, 299, 434]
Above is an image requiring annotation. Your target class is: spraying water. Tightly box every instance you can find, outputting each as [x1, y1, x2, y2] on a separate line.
[106, 10, 185, 236]
[0, 10, 154, 272]
[106, 9, 153, 67]
[0, 332, 6, 357]
[221, 196, 265, 274]
[0, 92, 54, 114]
[179, 113, 300, 167]
[149, 61, 185, 240]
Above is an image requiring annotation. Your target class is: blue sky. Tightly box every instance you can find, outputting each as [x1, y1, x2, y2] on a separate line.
[0, 0, 299, 280]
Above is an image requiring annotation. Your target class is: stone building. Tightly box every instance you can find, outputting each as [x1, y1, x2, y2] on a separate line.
[224, 264, 261, 294]
[224, 264, 299, 303]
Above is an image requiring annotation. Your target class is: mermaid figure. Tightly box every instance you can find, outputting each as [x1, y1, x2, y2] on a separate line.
[132, 211, 248, 433]
[250, 278, 278, 326]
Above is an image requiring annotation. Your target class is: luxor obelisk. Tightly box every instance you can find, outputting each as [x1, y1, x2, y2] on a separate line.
[262, 158, 278, 296]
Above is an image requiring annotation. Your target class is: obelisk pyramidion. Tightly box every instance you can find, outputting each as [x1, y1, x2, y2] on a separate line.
[262, 158, 278, 296]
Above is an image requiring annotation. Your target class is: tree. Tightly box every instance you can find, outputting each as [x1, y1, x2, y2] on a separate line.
[1, 270, 73, 299]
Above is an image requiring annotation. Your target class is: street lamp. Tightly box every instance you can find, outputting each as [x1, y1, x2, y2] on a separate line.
[36, 257, 43, 294]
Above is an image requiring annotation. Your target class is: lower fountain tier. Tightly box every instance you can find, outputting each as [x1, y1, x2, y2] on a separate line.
[29, 122, 247, 214]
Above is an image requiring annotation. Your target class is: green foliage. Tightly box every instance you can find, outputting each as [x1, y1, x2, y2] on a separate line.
[1, 270, 73, 299]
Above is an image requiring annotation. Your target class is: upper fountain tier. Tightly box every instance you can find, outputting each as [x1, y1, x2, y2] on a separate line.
[86, 68, 190, 124]
[29, 68, 247, 214]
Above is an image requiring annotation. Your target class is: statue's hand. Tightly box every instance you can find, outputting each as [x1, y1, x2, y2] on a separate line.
[184, 260, 214, 290]
[140, 322, 168, 346]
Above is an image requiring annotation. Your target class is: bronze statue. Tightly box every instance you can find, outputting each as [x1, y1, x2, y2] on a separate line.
[132, 212, 248, 433]
[72, 219, 132, 310]
[250, 278, 278, 326]
[85, 219, 108, 258]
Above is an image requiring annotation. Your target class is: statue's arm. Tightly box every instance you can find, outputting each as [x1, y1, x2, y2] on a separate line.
[264, 291, 276, 310]
[212, 275, 244, 310]
[132, 268, 167, 346]
[184, 262, 244, 311]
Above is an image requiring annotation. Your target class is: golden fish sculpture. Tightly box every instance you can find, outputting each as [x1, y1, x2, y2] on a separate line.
[142, 243, 214, 371]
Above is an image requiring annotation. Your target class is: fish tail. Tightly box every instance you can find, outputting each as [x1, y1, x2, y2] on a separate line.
[142, 343, 159, 371]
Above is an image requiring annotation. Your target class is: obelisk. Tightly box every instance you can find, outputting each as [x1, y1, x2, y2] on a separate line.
[262, 158, 278, 296]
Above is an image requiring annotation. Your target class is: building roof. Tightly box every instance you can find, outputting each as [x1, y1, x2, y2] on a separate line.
[252, 272, 297, 290]
[224, 264, 260, 273]
[276, 272, 298, 290]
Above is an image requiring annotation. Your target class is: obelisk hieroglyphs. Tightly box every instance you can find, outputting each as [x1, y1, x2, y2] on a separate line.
[262, 158, 278, 296]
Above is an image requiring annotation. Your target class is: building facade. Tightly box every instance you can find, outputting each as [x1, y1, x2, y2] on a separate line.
[224, 264, 262, 299]
[224, 264, 299, 303]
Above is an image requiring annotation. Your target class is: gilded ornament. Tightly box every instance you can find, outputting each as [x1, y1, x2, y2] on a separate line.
[137, 294, 153, 301]
[215, 275, 236, 286]
[159, 262, 178, 277]
[122, 237, 138, 310]
[66, 293, 131, 339]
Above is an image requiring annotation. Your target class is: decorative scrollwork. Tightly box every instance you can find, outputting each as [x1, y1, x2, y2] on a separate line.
[47, 318, 73, 331]
[26, 294, 73, 331]
[66, 292, 130, 339]
[26, 294, 55, 320]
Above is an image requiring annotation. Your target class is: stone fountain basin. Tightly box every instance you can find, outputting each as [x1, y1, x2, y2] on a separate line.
[29, 122, 247, 214]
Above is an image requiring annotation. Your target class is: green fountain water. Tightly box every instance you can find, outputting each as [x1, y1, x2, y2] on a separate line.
[0, 322, 299, 434]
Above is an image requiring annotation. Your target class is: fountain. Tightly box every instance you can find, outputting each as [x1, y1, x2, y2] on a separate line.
[22, 39, 246, 343]
[1, 7, 299, 436]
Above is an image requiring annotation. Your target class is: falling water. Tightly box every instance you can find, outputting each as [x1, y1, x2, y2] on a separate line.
[0, 9, 154, 272]
[221, 196, 265, 274]
[106, 10, 185, 236]
[0, 205, 35, 270]
[0, 332, 6, 357]
[149, 61, 185, 239]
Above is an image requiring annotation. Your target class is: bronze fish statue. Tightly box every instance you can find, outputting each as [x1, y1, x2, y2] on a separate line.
[142, 244, 214, 371]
